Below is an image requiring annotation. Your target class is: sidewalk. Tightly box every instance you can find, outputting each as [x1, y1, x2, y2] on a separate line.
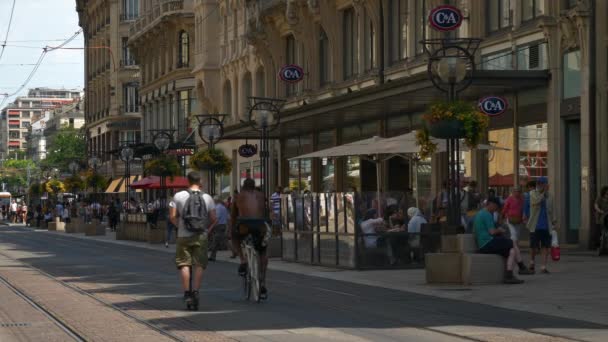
[14, 223, 608, 328]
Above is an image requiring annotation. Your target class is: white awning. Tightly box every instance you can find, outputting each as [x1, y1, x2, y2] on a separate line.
[289, 131, 509, 160]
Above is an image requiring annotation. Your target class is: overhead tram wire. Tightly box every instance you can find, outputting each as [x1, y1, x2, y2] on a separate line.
[0, 30, 82, 108]
[0, 0, 18, 63]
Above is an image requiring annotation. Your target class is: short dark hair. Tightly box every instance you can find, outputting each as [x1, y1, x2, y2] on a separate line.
[187, 171, 202, 185]
[526, 180, 537, 189]
[242, 178, 255, 190]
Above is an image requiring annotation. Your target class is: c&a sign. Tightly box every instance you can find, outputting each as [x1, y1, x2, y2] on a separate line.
[479, 96, 508, 117]
[278, 64, 304, 83]
[429, 5, 463, 32]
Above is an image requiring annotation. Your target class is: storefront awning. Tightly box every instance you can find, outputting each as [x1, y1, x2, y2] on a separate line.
[104, 175, 142, 193]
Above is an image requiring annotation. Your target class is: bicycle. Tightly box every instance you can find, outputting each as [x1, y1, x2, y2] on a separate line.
[241, 234, 262, 302]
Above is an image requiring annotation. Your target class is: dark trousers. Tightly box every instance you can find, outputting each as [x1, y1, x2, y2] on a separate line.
[209, 224, 227, 258]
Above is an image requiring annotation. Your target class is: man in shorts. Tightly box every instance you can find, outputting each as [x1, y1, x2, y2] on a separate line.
[231, 178, 270, 298]
[169, 171, 216, 306]
[474, 198, 533, 284]
[526, 176, 556, 274]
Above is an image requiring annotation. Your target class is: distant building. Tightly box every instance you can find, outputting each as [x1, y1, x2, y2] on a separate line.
[0, 88, 81, 157]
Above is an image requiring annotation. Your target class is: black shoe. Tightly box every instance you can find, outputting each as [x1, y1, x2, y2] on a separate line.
[541, 268, 550, 274]
[238, 263, 248, 276]
[260, 286, 268, 300]
[183, 291, 192, 302]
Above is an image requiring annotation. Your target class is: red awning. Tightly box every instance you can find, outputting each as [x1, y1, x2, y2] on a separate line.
[130, 176, 189, 190]
[8, 141, 20, 146]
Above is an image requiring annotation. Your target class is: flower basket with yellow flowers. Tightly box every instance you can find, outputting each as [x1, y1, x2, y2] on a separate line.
[44, 179, 66, 194]
[415, 100, 489, 159]
[190, 148, 232, 175]
[144, 156, 181, 178]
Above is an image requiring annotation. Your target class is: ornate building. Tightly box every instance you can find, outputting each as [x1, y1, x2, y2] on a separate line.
[75, 0, 142, 177]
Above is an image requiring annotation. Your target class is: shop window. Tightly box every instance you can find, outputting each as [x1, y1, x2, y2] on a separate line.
[518, 123, 548, 182]
[342, 121, 378, 143]
[487, 0, 512, 33]
[388, 0, 406, 64]
[318, 130, 335, 192]
[488, 128, 516, 197]
[563, 50, 581, 99]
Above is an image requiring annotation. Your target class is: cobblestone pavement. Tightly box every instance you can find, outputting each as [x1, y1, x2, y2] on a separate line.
[1, 225, 608, 342]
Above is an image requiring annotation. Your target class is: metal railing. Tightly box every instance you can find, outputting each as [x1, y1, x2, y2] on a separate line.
[129, 0, 184, 36]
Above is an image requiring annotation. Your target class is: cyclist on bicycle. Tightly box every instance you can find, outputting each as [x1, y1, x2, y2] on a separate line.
[231, 178, 270, 298]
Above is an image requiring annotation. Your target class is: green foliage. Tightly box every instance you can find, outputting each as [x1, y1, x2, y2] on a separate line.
[85, 171, 108, 191]
[42, 128, 87, 172]
[144, 156, 181, 178]
[3, 159, 36, 170]
[28, 183, 43, 196]
[63, 174, 85, 192]
[190, 149, 232, 175]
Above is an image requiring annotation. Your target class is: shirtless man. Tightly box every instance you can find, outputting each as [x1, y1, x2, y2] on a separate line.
[231, 178, 269, 298]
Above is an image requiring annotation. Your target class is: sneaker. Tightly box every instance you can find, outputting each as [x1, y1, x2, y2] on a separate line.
[260, 286, 268, 300]
[238, 263, 248, 276]
[183, 291, 191, 302]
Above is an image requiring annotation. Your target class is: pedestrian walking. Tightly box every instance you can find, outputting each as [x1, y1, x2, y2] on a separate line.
[502, 187, 524, 244]
[168, 171, 216, 310]
[62, 204, 71, 224]
[208, 196, 229, 261]
[108, 203, 119, 231]
[10, 200, 17, 223]
[526, 177, 557, 274]
[270, 186, 282, 233]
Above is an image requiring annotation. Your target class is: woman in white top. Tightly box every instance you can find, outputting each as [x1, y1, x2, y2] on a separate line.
[62, 205, 71, 223]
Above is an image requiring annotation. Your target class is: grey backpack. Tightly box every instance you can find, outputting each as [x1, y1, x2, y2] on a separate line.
[183, 190, 210, 233]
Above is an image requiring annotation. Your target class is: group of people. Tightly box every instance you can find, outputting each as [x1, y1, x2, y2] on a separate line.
[2, 200, 28, 224]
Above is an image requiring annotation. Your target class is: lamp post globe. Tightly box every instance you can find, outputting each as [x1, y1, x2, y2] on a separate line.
[153, 133, 171, 152]
[69, 161, 79, 174]
[437, 56, 467, 84]
[198, 117, 224, 146]
[88, 156, 100, 170]
[252, 109, 275, 130]
[120, 147, 134, 162]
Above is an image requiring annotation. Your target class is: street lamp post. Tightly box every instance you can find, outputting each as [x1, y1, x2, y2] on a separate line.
[119, 145, 134, 210]
[246, 97, 284, 219]
[422, 38, 481, 227]
[152, 131, 173, 220]
[196, 115, 226, 195]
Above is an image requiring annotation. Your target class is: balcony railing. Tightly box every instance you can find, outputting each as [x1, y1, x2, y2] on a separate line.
[120, 13, 138, 22]
[129, 0, 184, 36]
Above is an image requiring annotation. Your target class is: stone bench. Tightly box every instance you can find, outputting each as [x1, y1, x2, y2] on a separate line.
[426, 234, 504, 285]
[47, 217, 65, 232]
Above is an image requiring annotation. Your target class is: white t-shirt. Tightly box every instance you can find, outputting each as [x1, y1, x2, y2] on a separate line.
[170, 190, 215, 238]
[360, 218, 384, 248]
[62, 207, 70, 219]
[10, 203, 17, 212]
[407, 215, 427, 234]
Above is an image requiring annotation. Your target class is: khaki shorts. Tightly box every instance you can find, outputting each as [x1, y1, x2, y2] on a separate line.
[175, 234, 208, 269]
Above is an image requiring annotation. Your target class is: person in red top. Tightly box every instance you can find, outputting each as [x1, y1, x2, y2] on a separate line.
[502, 187, 525, 244]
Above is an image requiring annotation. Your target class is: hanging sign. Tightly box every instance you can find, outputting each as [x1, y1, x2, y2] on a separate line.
[479, 96, 508, 116]
[428, 5, 463, 32]
[278, 64, 304, 83]
[238, 143, 258, 158]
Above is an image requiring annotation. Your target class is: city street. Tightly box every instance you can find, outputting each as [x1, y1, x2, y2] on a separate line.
[1, 224, 607, 342]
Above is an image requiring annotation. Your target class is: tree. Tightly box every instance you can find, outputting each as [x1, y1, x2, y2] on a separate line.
[42, 128, 87, 172]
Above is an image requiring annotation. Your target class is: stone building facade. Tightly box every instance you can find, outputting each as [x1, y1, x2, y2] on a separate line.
[76, 0, 142, 177]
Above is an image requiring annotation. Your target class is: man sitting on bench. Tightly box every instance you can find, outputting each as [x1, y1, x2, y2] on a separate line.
[474, 197, 533, 284]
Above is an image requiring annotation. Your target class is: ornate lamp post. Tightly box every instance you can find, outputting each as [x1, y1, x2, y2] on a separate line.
[119, 145, 134, 209]
[152, 130, 173, 218]
[69, 161, 80, 175]
[247, 97, 284, 218]
[422, 38, 481, 227]
[196, 114, 226, 195]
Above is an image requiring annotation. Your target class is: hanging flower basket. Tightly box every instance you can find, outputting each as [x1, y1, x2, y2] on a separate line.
[416, 100, 489, 159]
[190, 148, 232, 175]
[428, 119, 466, 139]
[44, 179, 66, 194]
[85, 170, 108, 191]
[144, 156, 181, 178]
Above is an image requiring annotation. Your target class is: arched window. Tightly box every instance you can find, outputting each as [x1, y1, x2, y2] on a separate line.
[178, 31, 189, 67]
[242, 72, 252, 115]
[255, 67, 265, 97]
[223, 81, 232, 117]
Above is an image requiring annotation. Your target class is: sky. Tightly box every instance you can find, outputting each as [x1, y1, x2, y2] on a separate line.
[0, 0, 84, 104]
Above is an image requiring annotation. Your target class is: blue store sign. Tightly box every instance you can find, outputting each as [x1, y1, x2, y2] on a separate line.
[279, 64, 304, 83]
[429, 5, 463, 32]
[479, 96, 508, 117]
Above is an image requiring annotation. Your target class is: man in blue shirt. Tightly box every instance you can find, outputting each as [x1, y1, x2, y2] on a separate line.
[208, 196, 230, 261]
[526, 177, 555, 274]
[474, 198, 532, 284]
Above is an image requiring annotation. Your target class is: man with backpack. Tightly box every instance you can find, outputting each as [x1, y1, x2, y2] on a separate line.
[169, 171, 216, 310]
